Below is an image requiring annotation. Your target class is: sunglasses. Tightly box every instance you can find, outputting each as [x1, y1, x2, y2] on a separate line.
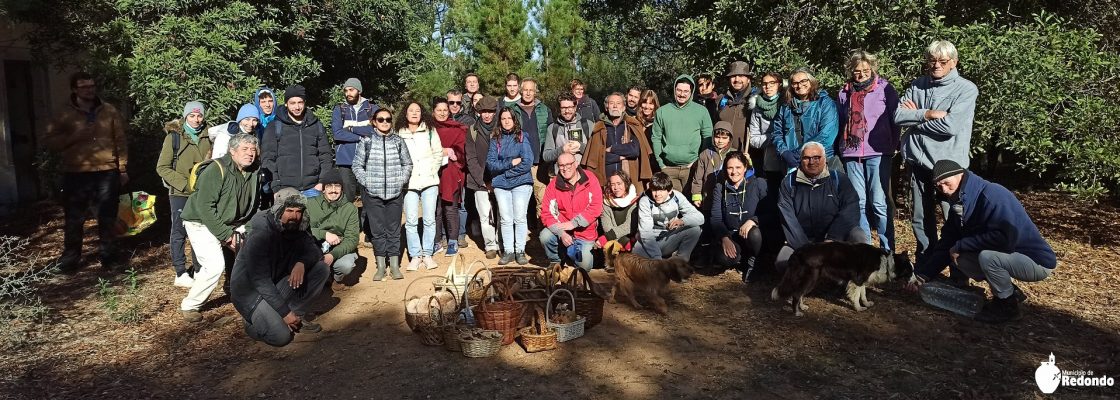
[374, 117, 393, 123]
[448, 101, 463, 105]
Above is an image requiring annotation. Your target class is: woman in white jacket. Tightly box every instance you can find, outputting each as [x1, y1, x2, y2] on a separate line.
[396, 102, 445, 271]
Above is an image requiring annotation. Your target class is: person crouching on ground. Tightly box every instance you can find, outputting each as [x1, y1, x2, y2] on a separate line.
[709, 151, 770, 283]
[231, 190, 330, 346]
[633, 172, 704, 261]
[539, 153, 603, 271]
[305, 168, 360, 291]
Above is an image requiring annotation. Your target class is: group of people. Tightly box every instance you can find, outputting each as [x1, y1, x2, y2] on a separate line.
[45, 40, 1059, 347]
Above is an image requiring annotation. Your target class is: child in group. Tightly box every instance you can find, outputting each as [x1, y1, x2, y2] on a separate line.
[690, 121, 737, 211]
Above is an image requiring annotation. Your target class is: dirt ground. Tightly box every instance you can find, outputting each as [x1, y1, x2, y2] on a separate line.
[1, 191, 1118, 399]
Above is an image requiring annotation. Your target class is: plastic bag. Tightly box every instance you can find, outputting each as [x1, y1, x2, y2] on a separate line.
[114, 191, 157, 236]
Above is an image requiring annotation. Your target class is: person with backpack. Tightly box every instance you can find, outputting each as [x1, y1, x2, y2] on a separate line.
[179, 133, 262, 323]
[464, 96, 500, 259]
[155, 101, 212, 287]
[775, 142, 866, 271]
[330, 78, 378, 203]
[209, 104, 259, 159]
[542, 92, 593, 175]
[353, 108, 413, 281]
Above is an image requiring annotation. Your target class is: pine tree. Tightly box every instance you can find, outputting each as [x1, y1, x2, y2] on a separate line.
[447, 0, 536, 94]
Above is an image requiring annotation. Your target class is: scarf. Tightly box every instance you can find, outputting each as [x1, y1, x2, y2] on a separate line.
[609, 185, 638, 208]
[184, 123, 201, 144]
[755, 93, 779, 121]
[843, 76, 877, 150]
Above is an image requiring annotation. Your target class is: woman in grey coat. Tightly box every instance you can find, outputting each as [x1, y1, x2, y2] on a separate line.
[353, 108, 413, 281]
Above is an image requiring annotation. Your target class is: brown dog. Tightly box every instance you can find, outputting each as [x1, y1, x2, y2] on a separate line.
[608, 252, 693, 314]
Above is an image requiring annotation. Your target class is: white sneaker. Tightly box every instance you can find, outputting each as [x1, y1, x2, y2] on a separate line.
[423, 256, 438, 270]
[173, 274, 194, 288]
[406, 256, 422, 272]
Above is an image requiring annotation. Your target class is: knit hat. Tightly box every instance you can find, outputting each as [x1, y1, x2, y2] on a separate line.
[236, 104, 258, 122]
[713, 121, 733, 136]
[284, 84, 307, 101]
[932, 160, 966, 182]
[343, 78, 362, 93]
[182, 101, 206, 119]
[476, 95, 498, 112]
[320, 168, 343, 186]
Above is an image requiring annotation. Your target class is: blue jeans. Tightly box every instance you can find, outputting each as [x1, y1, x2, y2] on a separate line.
[493, 185, 532, 254]
[844, 156, 890, 252]
[539, 229, 595, 271]
[404, 186, 438, 258]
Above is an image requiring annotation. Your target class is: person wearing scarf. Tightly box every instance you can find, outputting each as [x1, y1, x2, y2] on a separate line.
[769, 68, 839, 171]
[156, 101, 213, 288]
[749, 72, 783, 180]
[838, 50, 901, 254]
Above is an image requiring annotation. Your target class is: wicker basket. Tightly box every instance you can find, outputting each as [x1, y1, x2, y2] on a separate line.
[518, 309, 557, 353]
[546, 289, 586, 343]
[403, 275, 460, 346]
[472, 281, 523, 345]
[434, 254, 475, 300]
[458, 328, 503, 358]
[561, 268, 605, 329]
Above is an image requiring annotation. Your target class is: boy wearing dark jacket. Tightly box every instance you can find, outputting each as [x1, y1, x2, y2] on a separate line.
[261, 84, 334, 192]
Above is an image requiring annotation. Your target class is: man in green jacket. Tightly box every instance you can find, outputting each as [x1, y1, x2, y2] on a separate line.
[651, 74, 714, 194]
[179, 133, 262, 323]
[305, 168, 361, 288]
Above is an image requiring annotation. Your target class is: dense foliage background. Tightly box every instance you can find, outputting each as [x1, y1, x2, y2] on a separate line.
[3, 0, 1118, 196]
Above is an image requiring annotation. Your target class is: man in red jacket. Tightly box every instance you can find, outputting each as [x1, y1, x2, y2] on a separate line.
[539, 153, 603, 271]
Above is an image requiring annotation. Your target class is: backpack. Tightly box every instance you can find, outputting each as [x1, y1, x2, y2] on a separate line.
[161, 133, 182, 190]
[187, 159, 226, 193]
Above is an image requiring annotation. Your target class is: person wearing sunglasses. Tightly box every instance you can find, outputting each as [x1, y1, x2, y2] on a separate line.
[330, 78, 378, 203]
[353, 108, 413, 281]
[894, 40, 979, 274]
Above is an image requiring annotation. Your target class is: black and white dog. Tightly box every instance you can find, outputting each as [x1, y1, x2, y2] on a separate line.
[771, 242, 913, 316]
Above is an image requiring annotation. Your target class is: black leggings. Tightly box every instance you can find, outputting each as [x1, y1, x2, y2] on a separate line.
[363, 192, 404, 257]
[713, 227, 763, 269]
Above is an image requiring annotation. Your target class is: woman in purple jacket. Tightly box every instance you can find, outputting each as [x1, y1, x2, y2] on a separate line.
[837, 50, 901, 254]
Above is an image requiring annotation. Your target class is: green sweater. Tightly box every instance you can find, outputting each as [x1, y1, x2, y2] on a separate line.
[181, 154, 261, 241]
[304, 195, 360, 259]
[651, 101, 713, 168]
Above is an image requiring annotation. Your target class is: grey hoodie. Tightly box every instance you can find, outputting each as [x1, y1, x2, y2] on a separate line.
[894, 68, 978, 170]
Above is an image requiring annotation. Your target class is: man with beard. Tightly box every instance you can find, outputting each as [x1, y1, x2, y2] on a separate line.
[651, 75, 713, 193]
[582, 92, 654, 189]
[330, 78, 378, 203]
[717, 61, 757, 156]
[262, 84, 333, 193]
[43, 72, 129, 273]
[542, 92, 594, 175]
[230, 188, 330, 346]
[464, 96, 501, 259]
[179, 134, 262, 322]
[625, 86, 642, 117]
[304, 169, 360, 291]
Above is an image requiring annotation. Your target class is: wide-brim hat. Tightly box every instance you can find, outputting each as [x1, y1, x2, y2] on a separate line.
[726, 61, 753, 78]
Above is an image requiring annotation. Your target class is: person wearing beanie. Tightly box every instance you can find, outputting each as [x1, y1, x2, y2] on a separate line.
[230, 188, 331, 345]
[303, 167, 360, 291]
[210, 103, 261, 159]
[262, 83, 334, 193]
[908, 160, 1057, 323]
[651, 74, 714, 193]
[331, 78, 378, 202]
[156, 100, 213, 287]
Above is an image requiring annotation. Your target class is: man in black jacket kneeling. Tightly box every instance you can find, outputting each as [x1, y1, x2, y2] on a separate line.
[231, 188, 329, 347]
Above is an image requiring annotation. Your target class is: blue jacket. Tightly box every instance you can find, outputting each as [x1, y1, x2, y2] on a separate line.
[709, 174, 770, 239]
[486, 131, 535, 190]
[770, 90, 839, 168]
[778, 168, 860, 249]
[916, 172, 1057, 278]
[330, 98, 379, 166]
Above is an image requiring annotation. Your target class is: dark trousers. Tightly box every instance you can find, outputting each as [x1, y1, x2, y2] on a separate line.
[435, 199, 461, 244]
[168, 195, 200, 276]
[713, 227, 763, 270]
[243, 261, 330, 347]
[363, 191, 404, 257]
[338, 166, 359, 203]
[61, 171, 120, 263]
[908, 162, 949, 261]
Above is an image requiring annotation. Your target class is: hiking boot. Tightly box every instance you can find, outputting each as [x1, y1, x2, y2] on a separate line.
[388, 256, 404, 280]
[331, 280, 348, 292]
[498, 252, 515, 265]
[299, 320, 322, 333]
[485, 250, 499, 259]
[515, 253, 529, 265]
[445, 240, 459, 257]
[174, 273, 195, 288]
[181, 309, 203, 323]
[371, 256, 387, 282]
[406, 256, 422, 272]
[101, 254, 129, 273]
[741, 256, 758, 284]
[423, 256, 439, 270]
[975, 296, 1022, 324]
[51, 255, 81, 274]
[1012, 284, 1028, 304]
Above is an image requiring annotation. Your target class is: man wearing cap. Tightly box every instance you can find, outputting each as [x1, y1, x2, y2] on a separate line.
[304, 168, 360, 290]
[230, 189, 330, 346]
[262, 84, 334, 193]
[651, 74, 714, 193]
[179, 133, 262, 323]
[909, 161, 1056, 322]
[717, 61, 757, 158]
[465, 95, 501, 259]
[331, 78, 378, 203]
[209, 104, 260, 159]
[43, 72, 129, 273]
[539, 153, 603, 271]
[157, 101, 213, 287]
[776, 142, 865, 269]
